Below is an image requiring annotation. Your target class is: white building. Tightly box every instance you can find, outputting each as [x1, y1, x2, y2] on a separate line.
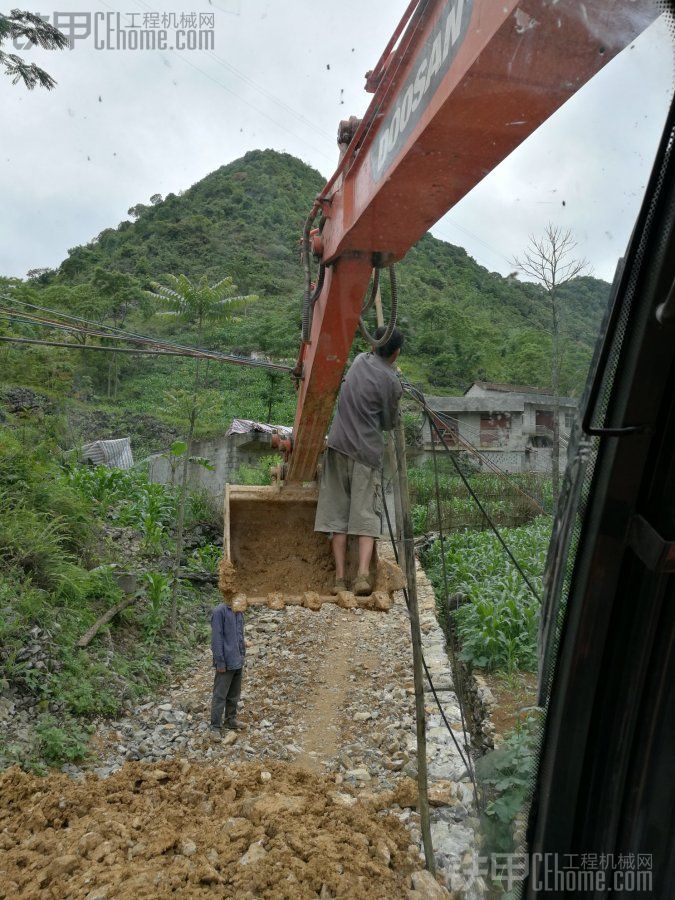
[419, 381, 578, 474]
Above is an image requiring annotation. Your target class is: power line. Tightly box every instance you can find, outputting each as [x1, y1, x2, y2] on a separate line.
[403, 380, 543, 603]
[1, 296, 292, 371]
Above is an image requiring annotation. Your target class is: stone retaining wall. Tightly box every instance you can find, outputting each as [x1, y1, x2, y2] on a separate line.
[415, 563, 487, 897]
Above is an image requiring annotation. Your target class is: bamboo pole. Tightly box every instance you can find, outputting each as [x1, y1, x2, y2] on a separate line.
[375, 282, 432, 868]
[393, 416, 436, 875]
[374, 285, 404, 562]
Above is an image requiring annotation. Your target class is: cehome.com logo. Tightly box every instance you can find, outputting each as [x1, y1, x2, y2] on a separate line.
[370, 0, 472, 181]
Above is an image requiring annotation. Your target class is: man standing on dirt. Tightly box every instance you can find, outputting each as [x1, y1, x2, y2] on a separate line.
[209, 600, 245, 737]
[315, 326, 404, 597]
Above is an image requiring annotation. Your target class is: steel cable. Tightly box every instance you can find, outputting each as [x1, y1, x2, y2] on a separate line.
[381, 482, 478, 797]
[403, 382, 542, 604]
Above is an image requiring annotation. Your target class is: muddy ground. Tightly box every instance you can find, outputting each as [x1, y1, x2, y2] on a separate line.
[0, 595, 465, 898]
[0, 760, 421, 899]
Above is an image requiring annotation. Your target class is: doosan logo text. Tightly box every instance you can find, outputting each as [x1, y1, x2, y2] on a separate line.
[371, 0, 472, 180]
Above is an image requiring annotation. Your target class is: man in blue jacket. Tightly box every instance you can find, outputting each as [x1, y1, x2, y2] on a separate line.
[210, 600, 246, 736]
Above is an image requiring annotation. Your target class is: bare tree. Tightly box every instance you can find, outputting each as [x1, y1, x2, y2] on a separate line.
[513, 224, 589, 505]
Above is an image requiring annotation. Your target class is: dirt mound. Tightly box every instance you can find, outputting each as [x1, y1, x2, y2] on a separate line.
[0, 760, 420, 899]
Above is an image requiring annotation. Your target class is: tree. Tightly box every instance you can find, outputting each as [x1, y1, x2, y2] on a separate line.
[0, 10, 68, 89]
[146, 274, 258, 633]
[92, 267, 142, 398]
[513, 224, 589, 505]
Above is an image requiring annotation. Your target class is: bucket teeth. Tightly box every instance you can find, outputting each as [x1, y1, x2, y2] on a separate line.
[302, 591, 323, 611]
[336, 590, 357, 609]
[267, 592, 286, 610]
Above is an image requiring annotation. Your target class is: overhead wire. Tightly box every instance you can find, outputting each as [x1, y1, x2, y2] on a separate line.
[411, 404, 548, 514]
[402, 381, 543, 604]
[0, 335, 232, 359]
[0, 298, 293, 372]
[427, 416, 479, 807]
[91, 0, 337, 167]
[381, 475, 479, 804]
[126, 0, 337, 164]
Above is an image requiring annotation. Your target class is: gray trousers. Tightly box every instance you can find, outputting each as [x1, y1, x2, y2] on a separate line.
[210, 668, 243, 728]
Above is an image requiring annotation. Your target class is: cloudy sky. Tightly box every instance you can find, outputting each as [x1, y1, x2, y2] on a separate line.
[1, 1, 673, 281]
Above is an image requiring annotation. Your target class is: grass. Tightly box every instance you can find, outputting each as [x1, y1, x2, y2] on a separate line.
[0, 419, 218, 770]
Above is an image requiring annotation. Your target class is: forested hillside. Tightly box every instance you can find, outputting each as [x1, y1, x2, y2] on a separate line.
[1, 148, 610, 447]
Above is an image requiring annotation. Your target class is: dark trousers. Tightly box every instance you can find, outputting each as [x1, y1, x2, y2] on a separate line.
[210, 668, 242, 728]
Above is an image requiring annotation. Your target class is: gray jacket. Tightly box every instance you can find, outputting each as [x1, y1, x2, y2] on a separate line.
[211, 603, 245, 670]
[327, 351, 402, 469]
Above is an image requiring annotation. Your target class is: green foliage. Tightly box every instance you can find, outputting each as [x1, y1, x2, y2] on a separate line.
[0, 10, 68, 90]
[476, 715, 540, 854]
[422, 517, 551, 671]
[188, 488, 219, 525]
[147, 273, 258, 328]
[143, 571, 172, 640]
[35, 716, 93, 765]
[408, 461, 551, 534]
[186, 544, 221, 576]
[0, 423, 218, 770]
[233, 454, 278, 485]
[65, 464, 178, 553]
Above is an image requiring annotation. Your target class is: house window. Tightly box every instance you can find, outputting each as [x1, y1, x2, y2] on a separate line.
[480, 413, 510, 447]
[564, 412, 575, 430]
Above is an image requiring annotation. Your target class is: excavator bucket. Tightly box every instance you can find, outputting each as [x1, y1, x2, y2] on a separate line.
[220, 483, 405, 612]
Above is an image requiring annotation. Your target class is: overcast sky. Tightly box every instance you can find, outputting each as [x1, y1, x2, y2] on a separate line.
[1, 1, 673, 281]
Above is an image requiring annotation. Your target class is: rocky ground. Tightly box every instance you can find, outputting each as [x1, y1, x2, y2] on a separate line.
[0, 565, 485, 898]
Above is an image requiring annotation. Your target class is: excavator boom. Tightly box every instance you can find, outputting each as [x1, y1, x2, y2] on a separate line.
[221, 0, 659, 613]
[287, 0, 659, 483]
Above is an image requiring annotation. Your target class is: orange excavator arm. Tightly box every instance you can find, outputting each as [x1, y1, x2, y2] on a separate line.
[285, 0, 659, 483]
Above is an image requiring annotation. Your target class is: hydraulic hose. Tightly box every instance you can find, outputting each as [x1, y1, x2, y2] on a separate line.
[361, 268, 380, 316]
[359, 264, 398, 348]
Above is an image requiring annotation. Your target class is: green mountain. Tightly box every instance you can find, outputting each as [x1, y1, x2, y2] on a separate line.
[58, 150, 319, 297]
[1, 149, 610, 448]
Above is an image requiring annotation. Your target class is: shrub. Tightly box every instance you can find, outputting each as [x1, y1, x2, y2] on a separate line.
[35, 715, 93, 765]
[476, 714, 540, 853]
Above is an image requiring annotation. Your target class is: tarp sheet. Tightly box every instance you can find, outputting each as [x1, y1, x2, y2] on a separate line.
[226, 418, 292, 438]
[81, 437, 134, 469]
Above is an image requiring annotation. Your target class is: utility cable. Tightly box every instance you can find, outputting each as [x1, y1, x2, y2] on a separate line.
[381, 485, 478, 795]
[421, 407, 547, 514]
[0, 335, 223, 359]
[428, 418, 479, 806]
[403, 381, 542, 604]
[0, 298, 292, 372]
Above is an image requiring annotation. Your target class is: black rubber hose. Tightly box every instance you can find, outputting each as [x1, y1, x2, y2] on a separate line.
[359, 264, 398, 348]
[310, 262, 326, 305]
[361, 268, 380, 315]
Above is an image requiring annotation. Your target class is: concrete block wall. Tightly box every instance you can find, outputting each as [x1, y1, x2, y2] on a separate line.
[146, 432, 275, 500]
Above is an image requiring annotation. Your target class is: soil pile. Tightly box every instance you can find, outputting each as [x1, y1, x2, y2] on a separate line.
[0, 759, 421, 899]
